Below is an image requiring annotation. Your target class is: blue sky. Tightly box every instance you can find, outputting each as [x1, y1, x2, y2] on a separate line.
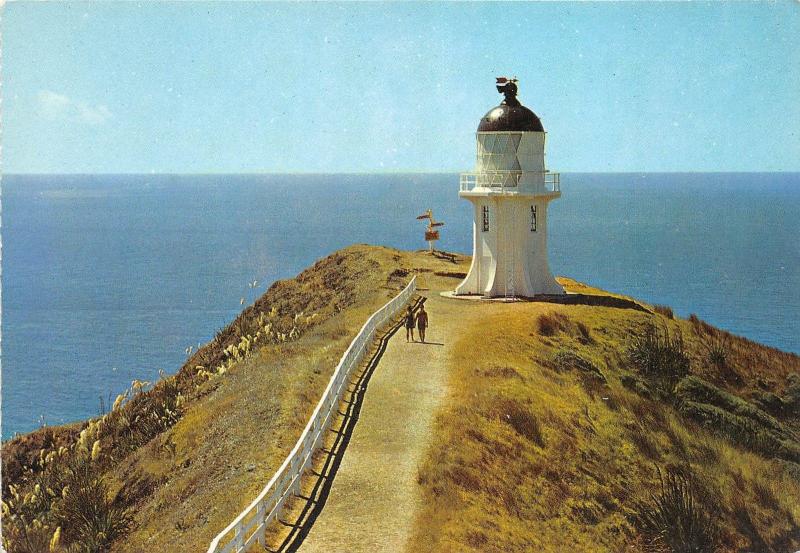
[3, 1, 798, 174]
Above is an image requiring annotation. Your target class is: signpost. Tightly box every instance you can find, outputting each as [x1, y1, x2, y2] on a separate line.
[416, 209, 445, 253]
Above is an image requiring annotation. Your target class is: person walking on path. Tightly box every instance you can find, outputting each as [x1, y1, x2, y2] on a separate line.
[416, 303, 429, 343]
[404, 305, 416, 342]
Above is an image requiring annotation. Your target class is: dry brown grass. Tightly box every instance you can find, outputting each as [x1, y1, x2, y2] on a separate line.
[653, 304, 675, 319]
[2, 245, 470, 553]
[408, 280, 800, 553]
[5, 252, 799, 553]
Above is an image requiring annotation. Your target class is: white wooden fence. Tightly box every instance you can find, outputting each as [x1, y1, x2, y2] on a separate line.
[206, 276, 417, 553]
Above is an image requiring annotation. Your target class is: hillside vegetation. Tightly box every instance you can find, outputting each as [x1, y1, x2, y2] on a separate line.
[2, 245, 446, 553]
[408, 278, 800, 553]
[3, 246, 798, 552]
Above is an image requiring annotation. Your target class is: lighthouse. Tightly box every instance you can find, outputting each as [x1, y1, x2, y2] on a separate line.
[455, 78, 564, 298]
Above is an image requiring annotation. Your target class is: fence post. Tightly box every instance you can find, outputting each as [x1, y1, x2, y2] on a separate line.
[256, 501, 266, 545]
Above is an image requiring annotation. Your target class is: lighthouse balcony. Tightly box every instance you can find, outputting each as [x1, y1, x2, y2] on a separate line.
[459, 170, 560, 195]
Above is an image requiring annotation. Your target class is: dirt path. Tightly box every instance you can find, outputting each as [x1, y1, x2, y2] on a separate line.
[292, 291, 464, 553]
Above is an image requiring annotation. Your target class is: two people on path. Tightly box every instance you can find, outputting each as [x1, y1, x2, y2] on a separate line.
[404, 302, 429, 343]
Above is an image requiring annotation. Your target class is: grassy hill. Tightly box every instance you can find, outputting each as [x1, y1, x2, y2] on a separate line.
[3, 246, 799, 552]
[408, 278, 800, 553]
[1, 245, 456, 552]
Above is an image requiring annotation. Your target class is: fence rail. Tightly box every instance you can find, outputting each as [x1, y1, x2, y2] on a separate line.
[207, 276, 417, 553]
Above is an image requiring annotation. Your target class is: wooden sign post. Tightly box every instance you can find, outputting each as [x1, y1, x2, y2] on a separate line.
[416, 209, 445, 253]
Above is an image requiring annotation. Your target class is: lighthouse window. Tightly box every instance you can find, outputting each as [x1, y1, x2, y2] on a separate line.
[530, 205, 537, 232]
[482, 206, 490, 232]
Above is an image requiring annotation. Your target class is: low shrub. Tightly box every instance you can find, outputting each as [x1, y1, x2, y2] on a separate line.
[621, 373, 653, 399]
[632, 467, 720, 553]
[675, 376, 784, 435]
[678, 400, 800, 463]
[784, 373, 800, 416]
[750, 390, 786, 416]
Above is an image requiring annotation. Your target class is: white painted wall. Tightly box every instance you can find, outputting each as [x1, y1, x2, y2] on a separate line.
[455, 130, 564, 298]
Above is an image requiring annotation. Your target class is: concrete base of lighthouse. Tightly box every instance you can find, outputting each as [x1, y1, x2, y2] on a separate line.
[454, 191, 564, 299]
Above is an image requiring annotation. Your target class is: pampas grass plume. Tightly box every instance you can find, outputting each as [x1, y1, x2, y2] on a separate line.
[91, 440, 101, 461]
[49, 526, 61, 551]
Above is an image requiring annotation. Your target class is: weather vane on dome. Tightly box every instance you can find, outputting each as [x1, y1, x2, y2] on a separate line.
[495, 76, 520, 107]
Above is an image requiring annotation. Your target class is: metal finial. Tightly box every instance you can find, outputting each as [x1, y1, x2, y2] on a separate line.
[495, 76, 520, 107]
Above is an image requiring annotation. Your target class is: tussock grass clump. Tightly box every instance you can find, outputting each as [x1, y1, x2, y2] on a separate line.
[633, 467, 720, 553]
[551, 350, 608, 398]
[575, 321, 592, 344]
[653, 304, 674, 319]
[1, 524, 52, 553]
[495, 400, 545, 447]
[701, 333, 731, 372]
[537, 312, 593, 344]
[537, 312, 567, 336]
[551, 350, 606, 383]
[53, 458, 132, 552]
[688, 313, 712, 333]
[2, 446, 131, 553]
[694, 327, 738, 383]
[627, 324, 690, 395]
[104, 375, 183, 457]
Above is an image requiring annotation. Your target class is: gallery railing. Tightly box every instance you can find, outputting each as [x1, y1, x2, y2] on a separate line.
[459, 171, 560, 193]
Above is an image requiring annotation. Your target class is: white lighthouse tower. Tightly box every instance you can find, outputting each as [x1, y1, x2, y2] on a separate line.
[455, 78, 564, 298]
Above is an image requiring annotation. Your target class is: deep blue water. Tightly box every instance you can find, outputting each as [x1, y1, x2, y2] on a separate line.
[2, 173, 799, 438]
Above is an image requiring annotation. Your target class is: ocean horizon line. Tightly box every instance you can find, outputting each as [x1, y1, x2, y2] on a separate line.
[5, 170, 800, 178]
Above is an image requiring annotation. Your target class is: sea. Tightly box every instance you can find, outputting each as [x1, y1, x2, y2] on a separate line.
[2, 173, 799, 439]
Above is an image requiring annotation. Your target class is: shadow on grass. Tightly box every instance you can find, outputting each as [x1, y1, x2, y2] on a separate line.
[525, 293, 651, 313]
[268, 296, 425, 553]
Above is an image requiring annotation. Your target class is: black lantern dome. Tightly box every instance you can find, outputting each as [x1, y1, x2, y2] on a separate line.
[477, 78, 544, 132]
